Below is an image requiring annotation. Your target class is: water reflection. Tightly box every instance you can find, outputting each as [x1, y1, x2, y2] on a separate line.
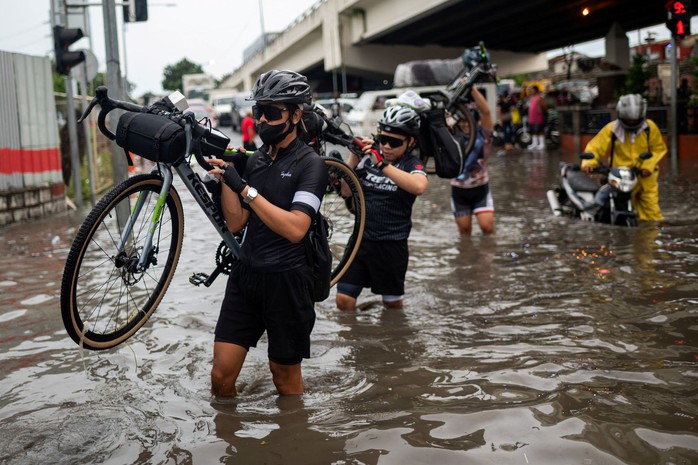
[1, 151, 697, 464]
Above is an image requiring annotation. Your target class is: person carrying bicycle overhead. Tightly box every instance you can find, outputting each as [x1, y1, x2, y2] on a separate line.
[450, 86, 495, 235]
[336, 97, 429, 311]
[207, 69, 328, 397]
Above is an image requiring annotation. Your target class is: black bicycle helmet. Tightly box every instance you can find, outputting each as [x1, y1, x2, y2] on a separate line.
[378, 106, 420, 136]
[249, 69, 312, 105]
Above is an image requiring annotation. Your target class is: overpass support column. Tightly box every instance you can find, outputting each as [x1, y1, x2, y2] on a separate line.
[605, 22, 629, 71]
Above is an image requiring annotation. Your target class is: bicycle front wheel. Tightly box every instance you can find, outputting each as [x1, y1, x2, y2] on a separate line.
[321, 157, 365, 285]
[61, 174, 184, 350]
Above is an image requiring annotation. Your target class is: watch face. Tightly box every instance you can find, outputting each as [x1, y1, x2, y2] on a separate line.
[244, 187, 257, 203]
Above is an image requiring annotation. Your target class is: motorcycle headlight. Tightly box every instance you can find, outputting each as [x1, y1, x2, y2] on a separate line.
[618, 178, 637, 192]
[608, 167, 637, 193]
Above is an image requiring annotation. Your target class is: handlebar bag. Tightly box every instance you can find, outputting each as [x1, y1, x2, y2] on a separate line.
[116, 112, 186, 163]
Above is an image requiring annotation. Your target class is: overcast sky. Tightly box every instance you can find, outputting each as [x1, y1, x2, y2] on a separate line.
[0, 0, 318, 96]
[0, 1, 691, 97]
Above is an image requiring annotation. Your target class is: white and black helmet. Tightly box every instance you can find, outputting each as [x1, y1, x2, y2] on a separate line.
[616, 94, 647, 131]
[378, 105, 420, 136]
[250, 69, 312, 105]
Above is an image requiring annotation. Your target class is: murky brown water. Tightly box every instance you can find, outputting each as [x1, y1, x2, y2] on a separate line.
[1, 149, 697, 465]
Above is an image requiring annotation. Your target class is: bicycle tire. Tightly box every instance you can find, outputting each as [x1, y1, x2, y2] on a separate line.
[420, 102, 476, 173]
[321, 157, 365, 285]
[61, 174, 184, 350]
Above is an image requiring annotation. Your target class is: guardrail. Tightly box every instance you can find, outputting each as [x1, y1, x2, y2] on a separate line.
[558, 106, 669, 136]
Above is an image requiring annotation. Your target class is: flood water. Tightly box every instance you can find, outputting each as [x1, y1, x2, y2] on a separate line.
[1, 148, 697, 465]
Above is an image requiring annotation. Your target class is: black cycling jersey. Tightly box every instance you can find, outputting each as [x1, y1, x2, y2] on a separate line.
[239, 138, 328, 272]
[360, 153, 426, 241]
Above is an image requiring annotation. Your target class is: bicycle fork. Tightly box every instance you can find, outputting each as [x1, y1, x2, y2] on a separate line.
[116, 166, 173, 272]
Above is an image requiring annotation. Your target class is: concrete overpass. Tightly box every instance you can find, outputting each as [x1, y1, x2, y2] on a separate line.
[221, 0, 667, 93]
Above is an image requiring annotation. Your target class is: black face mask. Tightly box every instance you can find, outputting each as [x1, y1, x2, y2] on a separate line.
[258, 120, 295, 146]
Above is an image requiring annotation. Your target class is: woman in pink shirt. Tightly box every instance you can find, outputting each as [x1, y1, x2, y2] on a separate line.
[527, 86, 546, 150]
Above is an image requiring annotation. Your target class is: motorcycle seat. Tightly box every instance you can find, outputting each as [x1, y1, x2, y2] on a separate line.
[566, 168, 599, 192]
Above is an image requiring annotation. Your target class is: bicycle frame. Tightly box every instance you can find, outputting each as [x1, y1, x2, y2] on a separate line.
[173, 162, 240, 253]
[116, 161, 241, 274]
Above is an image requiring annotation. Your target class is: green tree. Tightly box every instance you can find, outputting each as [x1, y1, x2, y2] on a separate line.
[623, 54, 650, 95]
[161, 58, 203, 92]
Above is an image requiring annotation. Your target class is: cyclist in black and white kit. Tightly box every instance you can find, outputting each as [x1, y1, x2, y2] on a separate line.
[207, 69, 328, 397]
[336, 104, 429, 311]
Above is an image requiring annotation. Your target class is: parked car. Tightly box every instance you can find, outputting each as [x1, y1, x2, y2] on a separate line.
[344, 84, 497, 137]
[314, 97, 357, 118]
[231, 93, 254, 132]
[343, 87, 439, 136]
[212, 94, 236, 128]
[555, 79, 594, 104]
[187, 98, 218, 128]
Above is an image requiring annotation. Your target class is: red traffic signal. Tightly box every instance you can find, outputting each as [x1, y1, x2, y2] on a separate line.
[666, 0, 692, 39]
[53, 25, 86, 75]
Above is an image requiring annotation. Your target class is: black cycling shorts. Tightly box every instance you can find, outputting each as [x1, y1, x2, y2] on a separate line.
[214, 261, 315, 365]
[337, 239, 409, 297]
[451, 183, 494, 217]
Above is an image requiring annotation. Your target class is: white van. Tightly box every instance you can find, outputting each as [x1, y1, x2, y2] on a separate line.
[343, 83, 498, 137]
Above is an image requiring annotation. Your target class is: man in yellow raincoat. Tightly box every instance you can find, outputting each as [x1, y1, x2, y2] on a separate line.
[581, 94, 666, 221]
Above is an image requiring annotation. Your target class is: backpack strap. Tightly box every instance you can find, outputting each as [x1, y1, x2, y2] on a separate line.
[610, 131, 616, 167]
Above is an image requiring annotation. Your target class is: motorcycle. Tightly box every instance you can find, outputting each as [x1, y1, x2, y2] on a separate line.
[546, 152, 653, 227]
[514, 109, 560, 149]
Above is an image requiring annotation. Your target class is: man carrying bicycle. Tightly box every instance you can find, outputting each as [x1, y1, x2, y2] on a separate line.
[207, 69, 328, 397]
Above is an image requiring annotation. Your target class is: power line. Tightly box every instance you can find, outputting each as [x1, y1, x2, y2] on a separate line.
[0, 23, 48, 42]
[10, 35, 52, 52]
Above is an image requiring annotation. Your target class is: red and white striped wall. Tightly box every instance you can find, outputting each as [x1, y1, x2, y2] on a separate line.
[0, 51, 62, 191]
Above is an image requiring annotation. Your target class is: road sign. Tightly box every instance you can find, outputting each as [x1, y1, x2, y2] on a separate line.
[71, 49, 99, 82]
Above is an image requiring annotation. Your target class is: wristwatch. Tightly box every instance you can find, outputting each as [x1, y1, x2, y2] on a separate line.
[243, 186, 258, 204]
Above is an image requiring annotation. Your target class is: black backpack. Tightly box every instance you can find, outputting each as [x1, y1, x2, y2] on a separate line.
[419, 108, 464, 178]
[304, 212, 331, 302]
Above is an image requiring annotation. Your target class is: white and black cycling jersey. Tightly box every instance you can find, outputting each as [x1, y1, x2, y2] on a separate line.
[360, 154, 427, 242]
[239, 138, 328, 272]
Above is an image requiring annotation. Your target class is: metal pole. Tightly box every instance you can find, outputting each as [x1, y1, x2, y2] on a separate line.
[122, 20, 129, 96]
[102, 0, 129, 187]
[80, 62, 96, 205]
[670, 36, 678, 171]
[259, 0, 266, 47]
[66, 76, 83, 207]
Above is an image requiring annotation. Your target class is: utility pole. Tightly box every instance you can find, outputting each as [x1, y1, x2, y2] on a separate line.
[102, 0, 129, 186]
[259, 0, 267, 47]
[670, 37, 678, 171]
[53, 0, 85, 208]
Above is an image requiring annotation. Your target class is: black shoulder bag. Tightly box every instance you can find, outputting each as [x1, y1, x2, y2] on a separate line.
[304, 212, 331, 302]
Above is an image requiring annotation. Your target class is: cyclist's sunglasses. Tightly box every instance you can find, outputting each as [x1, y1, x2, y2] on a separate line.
[252, 104, 289, 121]
[377, 134, 407, 148]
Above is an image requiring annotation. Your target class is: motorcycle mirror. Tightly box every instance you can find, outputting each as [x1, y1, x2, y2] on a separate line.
[579, 152, 595, 160]
[639, 151, 652, 160]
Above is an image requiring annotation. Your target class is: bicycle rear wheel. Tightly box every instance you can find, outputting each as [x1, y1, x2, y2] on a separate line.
[61, 174, 184, 350]
[321, 157, 365, 285]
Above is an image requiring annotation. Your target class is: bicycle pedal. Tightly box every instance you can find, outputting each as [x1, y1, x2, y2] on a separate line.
[189, 272, 209, 286]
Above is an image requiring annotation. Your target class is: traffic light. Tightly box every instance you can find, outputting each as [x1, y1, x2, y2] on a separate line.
[666, 0, 692, 39]
[123, 0, 148, 23]
[53, 25, 86, 75]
